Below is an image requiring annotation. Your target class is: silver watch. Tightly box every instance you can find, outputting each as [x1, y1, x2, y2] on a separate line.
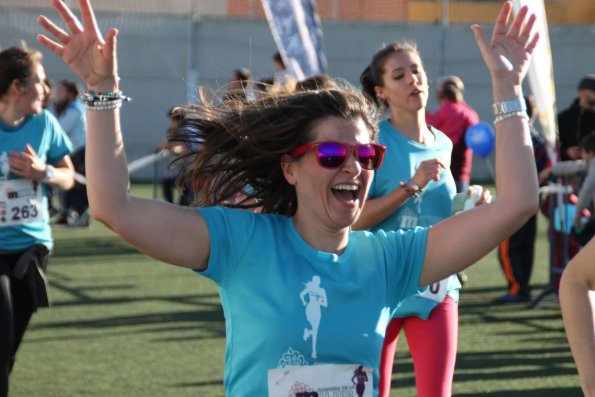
[43, 165, 55, 183]
[492, 97, 526, 116]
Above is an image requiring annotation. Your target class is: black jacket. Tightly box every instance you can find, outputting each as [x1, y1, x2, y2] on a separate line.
[557, 98, 595, 160]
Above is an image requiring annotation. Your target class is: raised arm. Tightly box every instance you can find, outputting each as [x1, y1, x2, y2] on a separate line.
[420, 2, 540, 286]
[560, 239, 595, 397]
[37, 0, 209, 269]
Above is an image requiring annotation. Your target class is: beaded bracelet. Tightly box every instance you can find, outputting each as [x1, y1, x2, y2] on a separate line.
[407, 179, 422, 193]
[400, 180, 421, 197]
[81, 89, 131, 111]
[84, 98, 123, 111]
[493, 111, 528, 125]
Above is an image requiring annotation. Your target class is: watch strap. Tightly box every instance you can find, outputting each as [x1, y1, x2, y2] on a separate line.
[492, 97, 526, 116]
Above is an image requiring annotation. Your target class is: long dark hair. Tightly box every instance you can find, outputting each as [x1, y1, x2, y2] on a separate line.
[173, 87, 378, 216]
[359, 42, 420, 107]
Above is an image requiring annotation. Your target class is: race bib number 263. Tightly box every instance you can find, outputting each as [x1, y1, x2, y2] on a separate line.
[0, 179, 44, 227]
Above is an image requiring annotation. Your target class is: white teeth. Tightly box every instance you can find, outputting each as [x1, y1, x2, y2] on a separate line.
[333, 184, 359, 191]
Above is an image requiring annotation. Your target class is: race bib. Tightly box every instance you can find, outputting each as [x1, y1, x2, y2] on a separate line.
[268, 363, 373, 397]
[0, 179, 44, 227]
[419, 277, 449, 304]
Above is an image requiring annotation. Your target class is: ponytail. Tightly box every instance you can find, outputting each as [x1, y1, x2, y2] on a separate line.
[360, 65, 379, 107]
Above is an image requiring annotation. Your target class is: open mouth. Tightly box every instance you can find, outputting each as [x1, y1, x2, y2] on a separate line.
[331, 183, 360, 203]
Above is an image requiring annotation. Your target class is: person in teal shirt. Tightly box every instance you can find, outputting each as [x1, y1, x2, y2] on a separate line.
[38, 1, 539, 395]
[356, 43, 481, 397]
[0, 46, 74, 397]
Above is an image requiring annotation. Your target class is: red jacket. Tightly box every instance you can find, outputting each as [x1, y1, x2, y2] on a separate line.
[427, 100, 479, 182]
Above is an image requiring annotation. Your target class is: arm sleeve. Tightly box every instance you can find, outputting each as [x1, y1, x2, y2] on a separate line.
[381, 227, 429, 305]
[194, 206, 256, 285]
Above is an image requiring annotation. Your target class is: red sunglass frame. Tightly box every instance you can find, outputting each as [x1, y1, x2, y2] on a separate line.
[289, 141, 386, 170]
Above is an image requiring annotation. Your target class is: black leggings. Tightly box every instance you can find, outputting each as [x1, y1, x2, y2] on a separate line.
[0, 253, 35, 397]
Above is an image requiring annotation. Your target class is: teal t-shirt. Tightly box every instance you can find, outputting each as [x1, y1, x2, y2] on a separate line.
[0, 110, 72, 250]
[369, 119, 460, 319]
[195, 206, 428, 396]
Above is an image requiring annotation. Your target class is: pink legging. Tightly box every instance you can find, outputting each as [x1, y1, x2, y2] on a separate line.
[378, 296, 458, 397]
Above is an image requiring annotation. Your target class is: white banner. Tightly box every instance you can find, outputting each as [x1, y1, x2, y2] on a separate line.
[261, 0, 328, 81]
[512, 0, 558, 161]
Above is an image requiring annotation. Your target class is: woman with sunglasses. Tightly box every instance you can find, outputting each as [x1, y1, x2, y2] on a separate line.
[356, 39, 484, 396]
[37, 0, 538, 395]
[0, 46, 74, 397]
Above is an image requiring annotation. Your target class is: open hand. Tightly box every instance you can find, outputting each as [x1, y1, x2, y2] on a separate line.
[471, 1, 539, 86]
[37, 0, 118, 92]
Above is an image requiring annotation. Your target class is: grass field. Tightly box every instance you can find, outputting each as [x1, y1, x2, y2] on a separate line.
[10, 184, 582, 396]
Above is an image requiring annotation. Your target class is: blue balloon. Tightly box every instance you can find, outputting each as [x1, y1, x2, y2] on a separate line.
[465, 121, 495, 158]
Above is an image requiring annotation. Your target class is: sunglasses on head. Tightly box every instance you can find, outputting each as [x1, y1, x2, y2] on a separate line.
[289, 141, 386, 170]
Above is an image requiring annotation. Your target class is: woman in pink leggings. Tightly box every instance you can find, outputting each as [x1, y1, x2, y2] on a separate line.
[354, 42, 489, 396]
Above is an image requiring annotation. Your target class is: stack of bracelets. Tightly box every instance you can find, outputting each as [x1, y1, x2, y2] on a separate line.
[492, 97, 528, 125]
[80, 90, 131, 111]
[399, 179, 422, 198]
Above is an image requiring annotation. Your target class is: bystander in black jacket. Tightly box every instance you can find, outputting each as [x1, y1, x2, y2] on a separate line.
[558, 99, 595, 161]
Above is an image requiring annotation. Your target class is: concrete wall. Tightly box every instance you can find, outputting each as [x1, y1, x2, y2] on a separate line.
[2, 7, 595, 180]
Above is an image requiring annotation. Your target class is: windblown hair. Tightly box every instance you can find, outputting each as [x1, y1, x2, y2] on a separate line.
[0, 46, 43, 98]
[359, 41, 421, 107]
[295, 74, 337, 92]
[172, 87, 379, 216]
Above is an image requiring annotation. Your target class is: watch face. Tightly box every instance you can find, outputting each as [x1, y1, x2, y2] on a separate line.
[45, 165, 55, 181]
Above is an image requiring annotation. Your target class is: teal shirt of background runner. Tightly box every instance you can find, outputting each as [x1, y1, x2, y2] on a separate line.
[369, 119, 460, 319]
[0, 110, 73, 250]
[194, 206, 428, 396]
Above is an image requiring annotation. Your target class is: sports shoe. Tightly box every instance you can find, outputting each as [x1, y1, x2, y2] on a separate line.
[67, 210, 90, 227]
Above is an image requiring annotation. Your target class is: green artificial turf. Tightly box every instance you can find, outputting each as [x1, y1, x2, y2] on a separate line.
[9, 184, 582, 396]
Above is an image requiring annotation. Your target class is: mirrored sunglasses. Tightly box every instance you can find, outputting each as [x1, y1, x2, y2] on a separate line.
[289, 141, 386, 170]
